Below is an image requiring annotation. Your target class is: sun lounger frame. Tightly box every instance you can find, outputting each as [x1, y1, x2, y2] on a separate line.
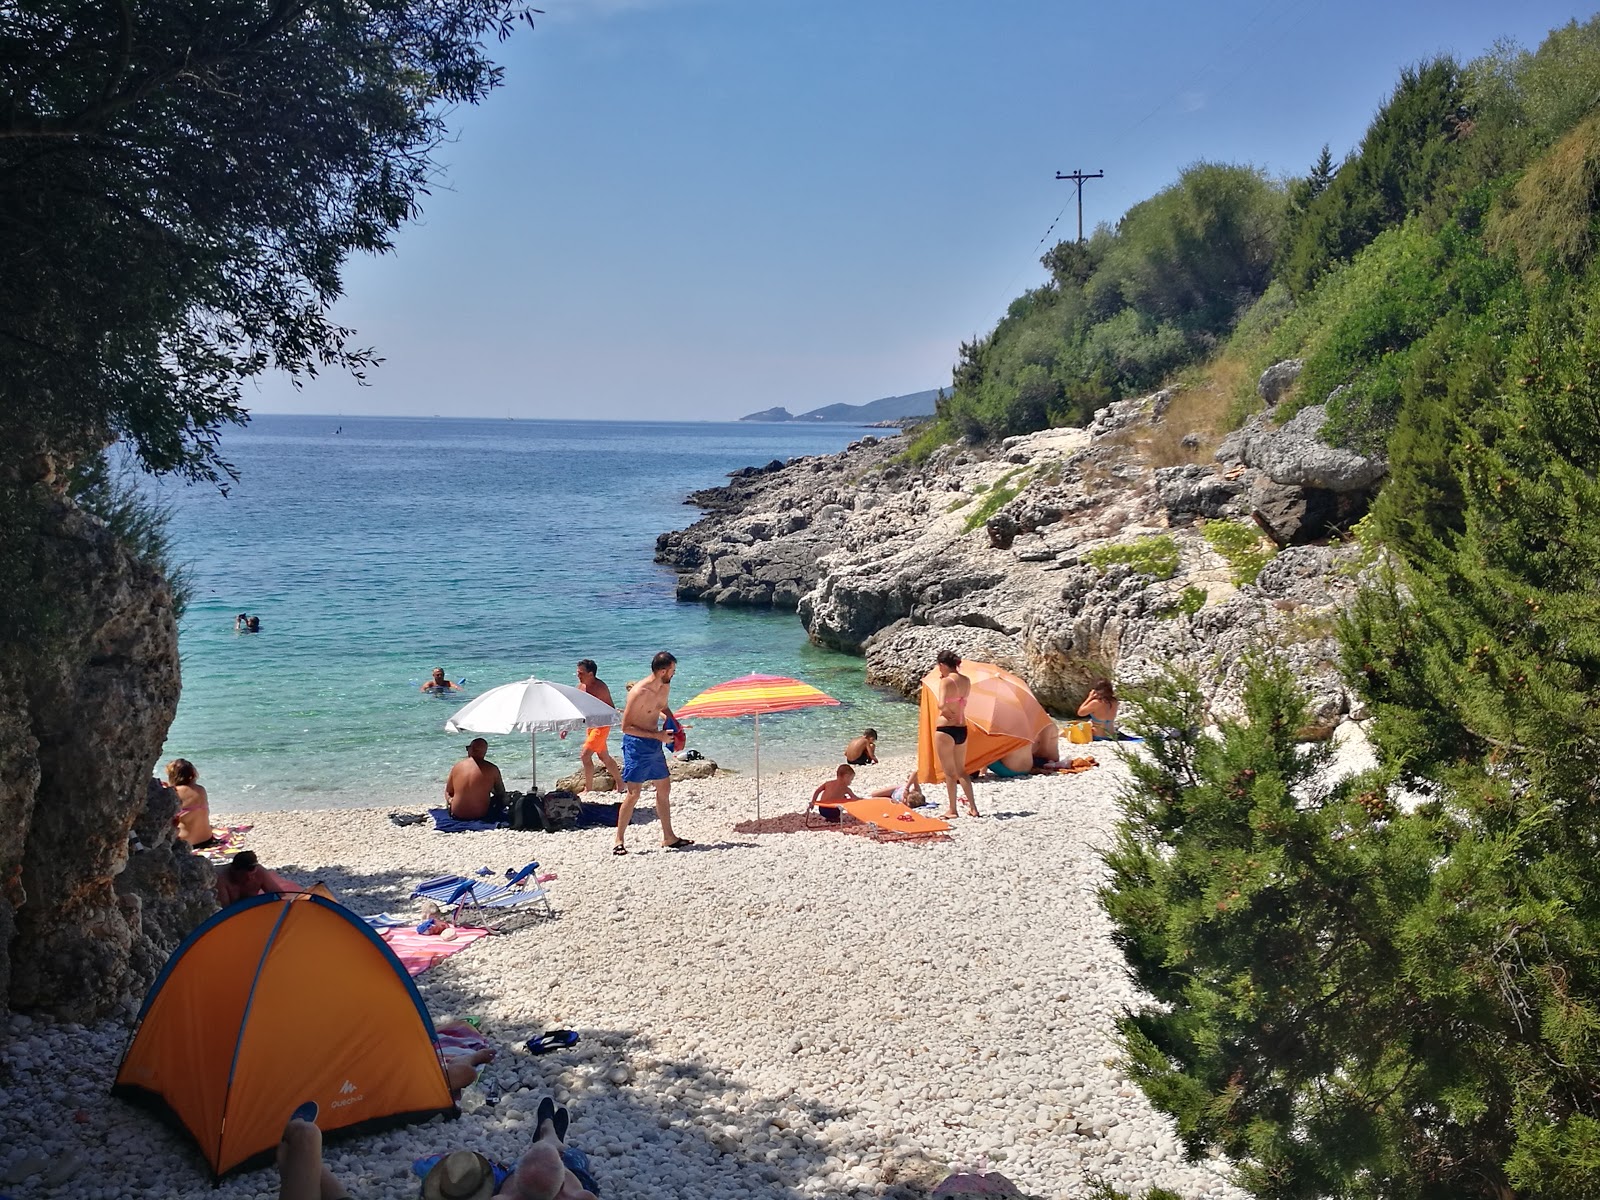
[411, 862, 554, 927]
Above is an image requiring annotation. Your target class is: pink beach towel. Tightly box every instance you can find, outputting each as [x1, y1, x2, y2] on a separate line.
[380, 925, 491, 976]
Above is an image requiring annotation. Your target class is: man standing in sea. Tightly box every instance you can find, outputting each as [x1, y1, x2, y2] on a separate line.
[614, 651, 694, 855]
[575, 658, 622, 793]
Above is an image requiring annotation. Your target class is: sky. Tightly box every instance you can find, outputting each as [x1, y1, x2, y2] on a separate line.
[250, 0, 1598, 422]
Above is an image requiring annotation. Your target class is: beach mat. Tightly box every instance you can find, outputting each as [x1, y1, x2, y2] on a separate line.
[379, 925, 491, 976]
[428, 807, 508, 833]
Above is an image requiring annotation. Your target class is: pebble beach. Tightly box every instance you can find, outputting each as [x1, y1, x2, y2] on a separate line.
[0, 750, 1248, 1200]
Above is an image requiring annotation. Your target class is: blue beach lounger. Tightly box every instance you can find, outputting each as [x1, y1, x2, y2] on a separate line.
[411, 862, 554, 926]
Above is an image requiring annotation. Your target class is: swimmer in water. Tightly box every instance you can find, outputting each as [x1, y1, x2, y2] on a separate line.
[235, 613, 261, 633]
[422, 667, 462, 694]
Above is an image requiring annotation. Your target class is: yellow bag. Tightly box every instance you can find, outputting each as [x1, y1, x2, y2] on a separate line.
[1066, 720, 1094, 744]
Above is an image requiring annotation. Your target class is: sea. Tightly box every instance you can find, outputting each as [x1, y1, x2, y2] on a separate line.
[153, 414, 918, 812]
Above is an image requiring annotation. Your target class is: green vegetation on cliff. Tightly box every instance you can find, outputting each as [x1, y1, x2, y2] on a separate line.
[1095, 17, 1600, 1199]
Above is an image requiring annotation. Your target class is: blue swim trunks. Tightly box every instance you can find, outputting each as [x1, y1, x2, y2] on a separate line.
[621, 734, 668, 784]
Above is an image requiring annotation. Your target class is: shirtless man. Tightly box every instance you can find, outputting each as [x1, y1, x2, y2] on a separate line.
[933, 649, 979, 818]
[613, 651, 693, 855]
[422, 667, 462, 694]
[575, 659, 622, 793]
[445, 738, 507, 822]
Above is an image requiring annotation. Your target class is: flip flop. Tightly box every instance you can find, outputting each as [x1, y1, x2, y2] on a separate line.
[663, 837, 695, 850]
[290, 1100, 318, 1125]
[537, 1096, 555, 1128]
[554, 1105, 570, 1142]
[612, 844, 628, 856]
[527, 1030, 580, 1056]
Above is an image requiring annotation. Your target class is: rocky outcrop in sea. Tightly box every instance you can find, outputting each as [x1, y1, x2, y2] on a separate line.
[657, 364, 1386, 736]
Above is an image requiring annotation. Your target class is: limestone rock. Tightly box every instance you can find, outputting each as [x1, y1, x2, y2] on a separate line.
[1155, 463, 1250, 525]
[1, 478, 207, 1018]
[1220, 404, 1386, 493]
[552, 755, 717, 794]
[1256, 358, 1304, 406]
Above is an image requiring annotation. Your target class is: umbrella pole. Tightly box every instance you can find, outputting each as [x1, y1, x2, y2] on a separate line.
[754, 711, 762, 822]
[530, 732, 538, 794]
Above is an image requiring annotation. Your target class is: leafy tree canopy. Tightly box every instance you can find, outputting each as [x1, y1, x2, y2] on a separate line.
[0, 0, 536, 485]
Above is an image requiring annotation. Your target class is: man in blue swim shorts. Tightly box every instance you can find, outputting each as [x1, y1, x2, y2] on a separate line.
[614, 651, 695, 856]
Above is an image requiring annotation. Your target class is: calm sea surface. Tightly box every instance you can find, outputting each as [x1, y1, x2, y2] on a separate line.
[155, 415, 917, 811]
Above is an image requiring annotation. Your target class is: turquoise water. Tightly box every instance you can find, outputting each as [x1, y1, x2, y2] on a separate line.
[155, 415, 917, 811]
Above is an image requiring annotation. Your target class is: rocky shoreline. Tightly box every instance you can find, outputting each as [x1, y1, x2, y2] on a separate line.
[657, 363, 1387, 736]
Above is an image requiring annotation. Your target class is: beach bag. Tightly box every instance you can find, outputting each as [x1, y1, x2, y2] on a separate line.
[1067, 720, 1094, 744]
[577, 800, 623, 829]
[541, 790, 582, 833]
[509, 792, 547, 832]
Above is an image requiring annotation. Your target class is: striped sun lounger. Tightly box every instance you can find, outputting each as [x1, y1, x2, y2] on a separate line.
[410, 862, 554, 926]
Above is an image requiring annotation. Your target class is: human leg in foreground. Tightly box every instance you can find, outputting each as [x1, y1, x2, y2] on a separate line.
[277, 1119, 351, 1200]
[495, 1100, 598, 1199]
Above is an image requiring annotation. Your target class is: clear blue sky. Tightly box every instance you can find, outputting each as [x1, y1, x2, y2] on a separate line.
[251, 0, 1595, 422]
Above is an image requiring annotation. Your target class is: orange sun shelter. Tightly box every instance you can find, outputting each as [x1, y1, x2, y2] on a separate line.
[917, 660, 1055, 784]
[114, 892, 455, 1179]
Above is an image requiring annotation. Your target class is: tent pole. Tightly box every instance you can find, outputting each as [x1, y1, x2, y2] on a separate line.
[754, 712, 762, 822]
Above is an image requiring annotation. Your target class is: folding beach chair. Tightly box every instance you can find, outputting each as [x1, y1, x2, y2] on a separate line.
[410, 862, 554, 927]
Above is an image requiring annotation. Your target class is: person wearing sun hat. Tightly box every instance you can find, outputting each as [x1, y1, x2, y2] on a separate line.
[422, 1150, 498, 1200]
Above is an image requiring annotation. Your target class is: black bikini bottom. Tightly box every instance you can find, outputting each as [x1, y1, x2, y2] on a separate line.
[936, 725, 968, 746]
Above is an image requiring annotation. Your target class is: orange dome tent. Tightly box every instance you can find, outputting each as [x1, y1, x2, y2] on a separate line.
[113, 892, 455, 1179]
[917, 660, 1056, 784]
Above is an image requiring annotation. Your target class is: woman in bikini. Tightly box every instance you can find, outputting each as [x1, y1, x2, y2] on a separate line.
[1078, 677, 1120, 739]
[167, 758, 216, 848]
[932, 650, 979, 818]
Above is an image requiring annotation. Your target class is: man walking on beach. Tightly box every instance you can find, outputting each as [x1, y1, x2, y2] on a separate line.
[575, 659, 623, 793]
[446, 738, 507, 822]
[614, 651, 693, 855]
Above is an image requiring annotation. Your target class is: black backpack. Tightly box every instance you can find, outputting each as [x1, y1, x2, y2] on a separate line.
[541, 789, 582, 832]
[509, 792, 547, 832]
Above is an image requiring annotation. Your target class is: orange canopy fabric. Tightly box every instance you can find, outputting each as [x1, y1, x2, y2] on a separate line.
[836, 798, 952, 837]
[917, 660, 1055, 784]
[114, 893, 453, 1179]
[675, 673, 840, 718]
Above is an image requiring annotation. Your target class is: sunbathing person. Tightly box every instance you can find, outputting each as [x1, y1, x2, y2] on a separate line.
[1078, 677, 1120, 739]
[167, 758, 215, 848]
[982, 743, 1037, 779]
[446, 738, 507, 821]
[869, 770, 925, 807]
[276, 1097, 598, 1200]
[214, 851, 312, 906]
[843, 728, 878, 766]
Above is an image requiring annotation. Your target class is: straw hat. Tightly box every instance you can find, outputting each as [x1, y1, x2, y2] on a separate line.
[421, 1150, 497, 1200]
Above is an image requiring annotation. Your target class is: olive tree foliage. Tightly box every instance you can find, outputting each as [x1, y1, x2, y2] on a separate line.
[0, 0, 537, 485]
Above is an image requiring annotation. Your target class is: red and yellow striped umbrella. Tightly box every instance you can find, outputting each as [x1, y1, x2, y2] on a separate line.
[675, 674, 840, 719]
[674, 674, 839, 821]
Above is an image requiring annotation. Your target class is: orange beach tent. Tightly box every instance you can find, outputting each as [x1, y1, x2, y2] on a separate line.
[917, 660, 1055, 784]
[114, 892, 455, 1179]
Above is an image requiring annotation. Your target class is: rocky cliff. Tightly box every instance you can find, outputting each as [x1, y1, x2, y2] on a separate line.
[0, 450, 215, 1019]
[658, 363, 1385, 736]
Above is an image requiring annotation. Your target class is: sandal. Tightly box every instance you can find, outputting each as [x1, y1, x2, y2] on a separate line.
[663, 837, 695, 850]
[527, 1030, 580, 1056]
[611, 844, 628, 856]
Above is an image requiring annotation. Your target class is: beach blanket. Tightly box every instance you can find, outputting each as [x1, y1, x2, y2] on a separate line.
[379, 924, 491, 976]
[197, 824, 253, 864]
[428, 807, 508, 833]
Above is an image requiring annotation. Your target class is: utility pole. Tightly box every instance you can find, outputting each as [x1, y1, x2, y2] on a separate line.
[1054, 169, 1104, 242]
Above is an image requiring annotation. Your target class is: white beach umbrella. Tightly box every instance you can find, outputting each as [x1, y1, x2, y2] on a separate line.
[445, 677, 620, 792]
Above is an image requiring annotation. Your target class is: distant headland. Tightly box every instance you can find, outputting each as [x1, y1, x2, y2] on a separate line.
[740, 388, 940, 425]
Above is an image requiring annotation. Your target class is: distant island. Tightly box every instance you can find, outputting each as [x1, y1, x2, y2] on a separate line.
[740, 388, 940, 424]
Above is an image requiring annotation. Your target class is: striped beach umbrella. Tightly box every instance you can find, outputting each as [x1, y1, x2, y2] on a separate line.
[675, 674, 840, 820]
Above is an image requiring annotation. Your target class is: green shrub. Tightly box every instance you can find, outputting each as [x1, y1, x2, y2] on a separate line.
[961, 468, 1028, 533]
[1158, 585, 1208, 620]
[1202, 520, 1275, 585]
[1084, 534, 1180, 580]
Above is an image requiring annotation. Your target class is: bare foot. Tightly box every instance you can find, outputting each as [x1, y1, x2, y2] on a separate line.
[939, 810, 958, 820]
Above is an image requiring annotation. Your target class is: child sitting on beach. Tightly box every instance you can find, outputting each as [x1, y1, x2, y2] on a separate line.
[843, 728, 878, 766]
[808, 764, 861, 822]
[869, 770, 926, 807]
